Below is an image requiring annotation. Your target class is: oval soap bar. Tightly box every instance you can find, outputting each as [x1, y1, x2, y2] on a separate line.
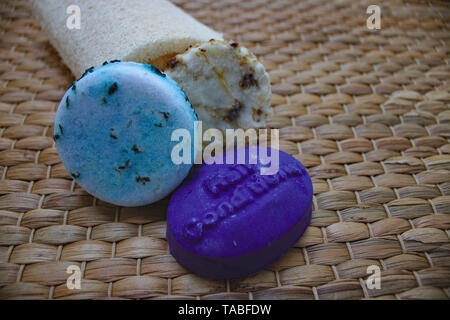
[54, 61, 197, 206]
[167, 146, 313, 279]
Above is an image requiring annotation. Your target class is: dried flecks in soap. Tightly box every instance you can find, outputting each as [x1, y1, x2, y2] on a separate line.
[239, 73, 258, 89]
[103, 60, 121, 66]
[136, 175, 150, 185]
[146, 64, 166, 77]
[71, 172, 80, 179]
[132, 144, 142, 154]
[79, 66, 94, 80]
[252, 108, 263, 121]
[54, 124, 63, 141]
[108, 82, 118, 95]
[166, 57, 179, 68]
[118, 160, 130, 171]
[110, 128, 118, 140]
[160, 111, 170, 121]
[183, 93, 196, 114]
[227, 100, 243, 121]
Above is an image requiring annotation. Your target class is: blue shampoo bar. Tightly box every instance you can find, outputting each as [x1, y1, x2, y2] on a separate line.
[54, 62, 197, 206]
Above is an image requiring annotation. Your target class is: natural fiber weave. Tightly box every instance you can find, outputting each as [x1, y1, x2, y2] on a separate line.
[0, 0, 449, 300]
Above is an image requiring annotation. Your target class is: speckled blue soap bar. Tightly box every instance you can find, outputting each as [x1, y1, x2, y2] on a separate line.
[167, 146, 313, 279]
[54, 61, 197, 206]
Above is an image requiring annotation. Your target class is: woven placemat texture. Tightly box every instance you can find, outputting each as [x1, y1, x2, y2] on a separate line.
[0, 0, 449, 300]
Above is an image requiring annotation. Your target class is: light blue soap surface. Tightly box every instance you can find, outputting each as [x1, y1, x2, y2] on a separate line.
[54, 62, 197, 206]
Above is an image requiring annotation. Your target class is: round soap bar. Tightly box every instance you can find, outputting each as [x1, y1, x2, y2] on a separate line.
[167, 146, 313, 279]
[54, 61, 197, 206]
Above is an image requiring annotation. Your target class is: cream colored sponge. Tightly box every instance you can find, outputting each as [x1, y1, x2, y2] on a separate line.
[166, 40, 271, 130]
[30, 0, 223, 77]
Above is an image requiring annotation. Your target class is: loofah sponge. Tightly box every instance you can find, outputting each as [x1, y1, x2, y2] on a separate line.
[30, 0, 223, 77]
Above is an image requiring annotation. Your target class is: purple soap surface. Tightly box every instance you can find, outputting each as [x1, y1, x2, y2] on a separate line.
[166, 146, 313, 279]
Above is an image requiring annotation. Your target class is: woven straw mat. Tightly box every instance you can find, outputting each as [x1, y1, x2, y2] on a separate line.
[0, 0, 449, 300]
